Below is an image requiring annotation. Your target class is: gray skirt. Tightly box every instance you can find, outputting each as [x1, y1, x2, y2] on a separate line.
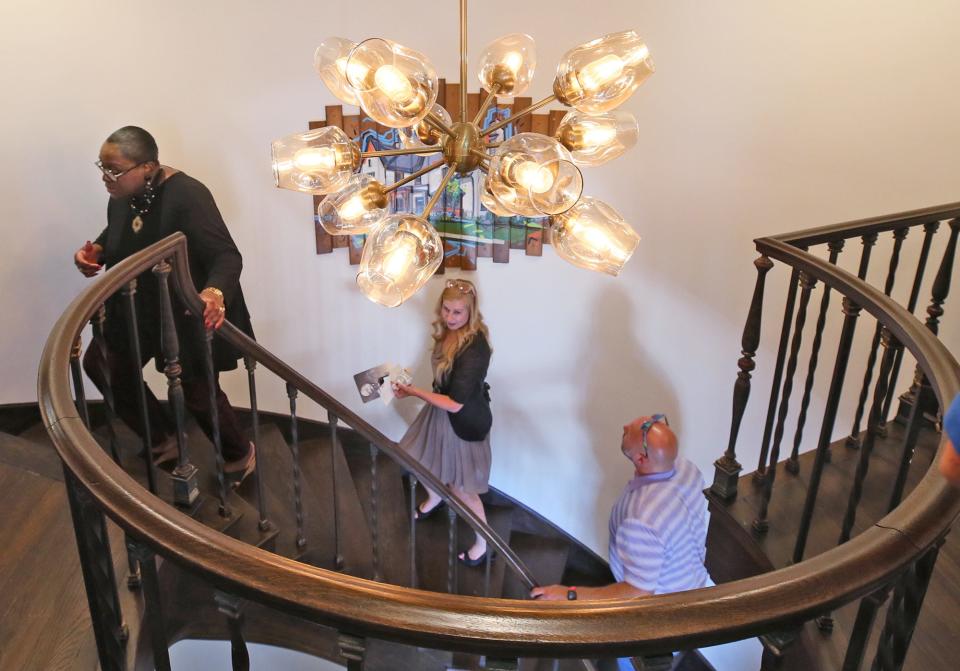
[400, 404, 491, 494]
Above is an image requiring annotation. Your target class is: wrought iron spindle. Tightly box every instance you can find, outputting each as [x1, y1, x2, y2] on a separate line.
[753, 271, 816, 534]
[408, 473, 418, 588]
[712, 255, 773, 500]
[129, 540, 171, 671]
[839, 328, 900, 544]
[901, 218, 960, 419]
[842, 588, 891, 671]
[787, 240, 845, 473]
[369, 443, 382, 581]
[122, 279, 158, 495]
[287, 383, 307, 550]
[880, 220, 939, 424]
[484, 549, 492, 597]
[887, 380, 933, 512]
[846, 228, 909, 449]
[447, 504, 458, 593]
[244, 357, 269, 530]
[793, 296, 863, 562]
[339, 633, 366, 671]
[202, 326, 230, 516]
[92, 307, 121, 464]
[215, 591, 250, 671]
[63, 468, 128, 671]
[70, 336, 92, 428]
[329, 410, 344, 570]
[870, 539, 943, 671]
[154, 260, 200, 508]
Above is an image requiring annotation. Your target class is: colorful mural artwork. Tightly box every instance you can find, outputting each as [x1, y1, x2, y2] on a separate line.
[310, 83, 564, 271]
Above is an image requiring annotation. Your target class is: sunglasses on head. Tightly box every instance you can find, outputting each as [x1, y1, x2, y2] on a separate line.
[639, 414, 669, 458]
[446, 279, 475, 294]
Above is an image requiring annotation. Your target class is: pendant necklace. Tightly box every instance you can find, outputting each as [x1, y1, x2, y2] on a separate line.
[130, 172, 158, 233]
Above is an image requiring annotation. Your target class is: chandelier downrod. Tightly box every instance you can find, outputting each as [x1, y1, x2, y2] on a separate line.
[460, 0, 468, 122]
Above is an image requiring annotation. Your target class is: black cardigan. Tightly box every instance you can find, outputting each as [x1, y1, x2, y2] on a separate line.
[434, 332, 492, 441]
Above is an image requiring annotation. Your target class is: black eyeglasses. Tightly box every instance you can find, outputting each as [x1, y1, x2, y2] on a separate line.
[640, 414, 669, 457]
[94, 159, 144, 182]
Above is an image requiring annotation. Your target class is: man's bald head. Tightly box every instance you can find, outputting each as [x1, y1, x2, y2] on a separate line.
[621, 415, 678, 474]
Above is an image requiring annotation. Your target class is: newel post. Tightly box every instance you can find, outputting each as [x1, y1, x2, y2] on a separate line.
[712, 254, 774, 500]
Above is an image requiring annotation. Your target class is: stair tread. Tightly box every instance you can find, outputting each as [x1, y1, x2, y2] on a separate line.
[501, 531, 570, 600]
[0, 430, 62, 481]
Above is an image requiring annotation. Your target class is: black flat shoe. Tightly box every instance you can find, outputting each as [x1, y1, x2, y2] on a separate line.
[415, 499, 446, 521]
[458, 548, 492, 567]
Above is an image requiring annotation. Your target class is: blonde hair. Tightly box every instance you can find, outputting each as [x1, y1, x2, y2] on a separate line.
[431, 279, 491, 384]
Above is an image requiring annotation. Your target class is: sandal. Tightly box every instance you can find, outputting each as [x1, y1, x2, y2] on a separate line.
[415, 499, 446, 521]
[458, 546, 492, 567]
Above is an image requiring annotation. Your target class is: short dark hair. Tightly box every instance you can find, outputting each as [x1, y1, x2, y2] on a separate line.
[105, 126, 159, 164]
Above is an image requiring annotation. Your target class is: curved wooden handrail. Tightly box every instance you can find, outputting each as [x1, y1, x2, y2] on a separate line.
[39, 225, 960, 658]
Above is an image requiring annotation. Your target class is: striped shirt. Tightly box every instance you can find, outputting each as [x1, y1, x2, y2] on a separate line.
[608, 457, 710, 595]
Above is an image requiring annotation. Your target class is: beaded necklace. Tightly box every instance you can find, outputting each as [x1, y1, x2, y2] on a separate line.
[129, 172, 159, 233]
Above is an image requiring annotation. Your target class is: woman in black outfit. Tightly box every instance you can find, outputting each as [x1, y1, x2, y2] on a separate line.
[395, 278, 494, 566]
[74, 126, 256, 483]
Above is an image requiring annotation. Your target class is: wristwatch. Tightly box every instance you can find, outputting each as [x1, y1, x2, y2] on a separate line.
[566, 586, 578, 601]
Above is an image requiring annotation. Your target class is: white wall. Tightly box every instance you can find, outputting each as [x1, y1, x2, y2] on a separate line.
[2, 0, 959, 553]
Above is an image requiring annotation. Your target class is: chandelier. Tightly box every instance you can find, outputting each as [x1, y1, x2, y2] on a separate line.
[271, 0, 653, 307]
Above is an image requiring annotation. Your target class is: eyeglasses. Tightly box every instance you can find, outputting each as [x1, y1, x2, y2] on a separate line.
[639, 414, 669, 458]
[94, 159, 144, 182]
[446, 279, 475, 294]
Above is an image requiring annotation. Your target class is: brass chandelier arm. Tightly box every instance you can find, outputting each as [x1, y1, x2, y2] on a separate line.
[483, 93, 558, 137]
[460, 0, 468, 122]
[421, 167, 456, 219]
[472, 86, 500, 126]
[469, 147, 491, 164]
[383, 159, 447, 193]
[484, 141, 502, 149]
[424, 111, 457, 138]
[361, 146, 444, 159]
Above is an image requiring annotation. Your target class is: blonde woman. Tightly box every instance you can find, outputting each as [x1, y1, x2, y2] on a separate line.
[394, 278, 493, 566]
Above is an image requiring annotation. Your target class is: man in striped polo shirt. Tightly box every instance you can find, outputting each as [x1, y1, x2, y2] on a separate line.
[531, 414, 709, 601]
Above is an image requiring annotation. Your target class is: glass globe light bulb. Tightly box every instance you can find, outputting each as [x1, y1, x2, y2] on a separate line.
[272, 126, 360, 195]
[314, 37, 361, 106]
[357, 214, 443, 307]
[551, 196, 640, 276]
[554, 30, 654, 114]
[555, 110, 639, 166]
[399, 104, 452, 154]
[477, 33, 536, 96]
[317, 174, 388, 235]
[374, 64, 416, 105]
[347, 38, 438, 128]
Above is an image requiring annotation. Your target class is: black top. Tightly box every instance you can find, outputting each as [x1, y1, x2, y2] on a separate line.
[95, 171, 254, 376]
[434, 332, 492, 442]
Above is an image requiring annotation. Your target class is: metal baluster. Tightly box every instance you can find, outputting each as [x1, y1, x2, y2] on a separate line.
[842, 588, 891, 671]
[787, 240, 845, 473]
[888, 380, 933, 512]
[121, 279, 158, 495]
[870, 539, 943, 671]
[329, 410, 344, 570]
[484, 550, 492, 597]
[287, 383, 307, 550]
[408, 473, 419, 588]
[128, 540, 171, 671]
[759, 628, 799, 670]
[755, 266, 800, 485]
[846, 228, 909, 449]
[839, 328, 900, 544]
[154, 260, 200, 508]
[712, 255, 774, 500]
[215, 591, 250, 671]
[63, 468, 128, 671]
[244, 357, 268, 530]
[70, 336, 92, 428]
[447, 504, 458, 593]
[339, 633, 366, 671]
[901, 218, 960, 420]
[793, 296, 864, 564]
[753, 271, 816, 534]
[91, 307, 121, 464]
[369, 443, 382, 581]
[880, 221, 939, 424]
[202, 326, 230, 516]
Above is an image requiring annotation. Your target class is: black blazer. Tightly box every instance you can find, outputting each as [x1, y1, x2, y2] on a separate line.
[96, 172, 254, 375]
[434, 333, 492, 441]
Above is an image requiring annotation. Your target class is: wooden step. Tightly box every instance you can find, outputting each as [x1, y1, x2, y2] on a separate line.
[501, 531, 570, 600]
[0, 430, 62, 481]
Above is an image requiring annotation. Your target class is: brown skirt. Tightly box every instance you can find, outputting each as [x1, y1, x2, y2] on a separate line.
[399, 404, 491, 494]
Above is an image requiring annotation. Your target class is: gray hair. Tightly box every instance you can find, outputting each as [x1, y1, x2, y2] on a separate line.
[105, 126, 159, 164]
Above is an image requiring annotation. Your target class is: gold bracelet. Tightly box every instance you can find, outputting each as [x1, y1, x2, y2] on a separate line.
[202, 287, 224, 301]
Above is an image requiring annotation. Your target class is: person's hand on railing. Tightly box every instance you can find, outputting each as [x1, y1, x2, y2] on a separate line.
[73, 241, 103, 277]
[200, 286, 226, 330]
